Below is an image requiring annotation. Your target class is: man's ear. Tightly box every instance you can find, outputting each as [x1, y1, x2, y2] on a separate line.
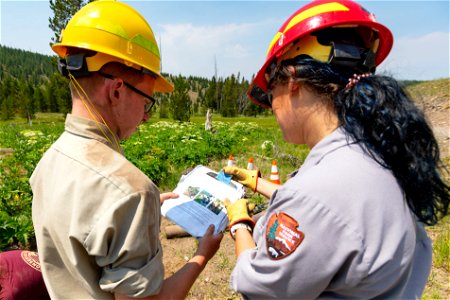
[108, 79, 125, 107]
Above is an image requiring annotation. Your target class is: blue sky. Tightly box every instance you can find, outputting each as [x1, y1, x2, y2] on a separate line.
[1, 0, 449, 81]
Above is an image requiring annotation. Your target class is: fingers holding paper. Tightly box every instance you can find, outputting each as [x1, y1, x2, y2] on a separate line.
[195, 225, 224, 261]
[223, 166, 260, 191]
[160, 192, 179, 205]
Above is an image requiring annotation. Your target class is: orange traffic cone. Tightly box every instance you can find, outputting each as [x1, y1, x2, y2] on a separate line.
[270, 160, 281, 184]
[227, 154, 234, 166]
[247, 157, 254, 170]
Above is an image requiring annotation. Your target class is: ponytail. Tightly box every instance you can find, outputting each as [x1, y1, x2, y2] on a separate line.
[336, 75, 449, 224]
[275, 58, 449, 225]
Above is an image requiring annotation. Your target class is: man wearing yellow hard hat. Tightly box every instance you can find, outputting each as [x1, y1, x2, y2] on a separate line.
[30, 1, 223, 299]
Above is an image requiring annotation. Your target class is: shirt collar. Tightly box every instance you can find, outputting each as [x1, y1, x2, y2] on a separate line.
[296, 127, 353, 175]
[64, 114, 124, 155]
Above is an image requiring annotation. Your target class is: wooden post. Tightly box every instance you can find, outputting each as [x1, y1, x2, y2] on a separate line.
[205, 108, 212, 131]
[165, 225, 190, 239]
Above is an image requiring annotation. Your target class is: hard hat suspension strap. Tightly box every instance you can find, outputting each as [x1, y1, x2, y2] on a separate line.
[58, 53, 91, 78]
[329, 42, 376, 74]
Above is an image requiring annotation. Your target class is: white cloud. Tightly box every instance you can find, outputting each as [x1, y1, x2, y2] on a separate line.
[156, 21, 268, 79]
[379, 32, 449, 80]
[158, 22, 450, 82]
[223, 44, 249, 59]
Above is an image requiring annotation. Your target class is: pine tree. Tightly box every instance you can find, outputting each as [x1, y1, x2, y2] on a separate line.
[46, 73, 71, 113]
[0, 75, 20, 120]
[0, 95, 15, 121]
[221, 74, 238, 117]
[16, 80, 32, 120]
[49, 0, 92, 45]
[204, 77, 218, 111]
[169, 76, 191, 122]
[33, 85, 46, 112]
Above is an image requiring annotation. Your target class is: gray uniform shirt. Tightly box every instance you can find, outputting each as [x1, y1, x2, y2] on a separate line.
[31, 114, 163, 299]
[231, 128, 432, 299]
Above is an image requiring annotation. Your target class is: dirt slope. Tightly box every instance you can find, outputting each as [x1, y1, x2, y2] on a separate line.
[406, 78, 449, 157]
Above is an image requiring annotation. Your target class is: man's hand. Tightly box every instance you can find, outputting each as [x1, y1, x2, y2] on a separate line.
[195, 225, 223, 262]
[116, 225, 223, 300]
[223, 166, 260, 191]
[160, 192, 179, 205]
[224, 198, 256, 229]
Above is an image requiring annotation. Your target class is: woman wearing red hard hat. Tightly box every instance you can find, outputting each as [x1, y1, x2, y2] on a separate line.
[223, 0, 449, 298]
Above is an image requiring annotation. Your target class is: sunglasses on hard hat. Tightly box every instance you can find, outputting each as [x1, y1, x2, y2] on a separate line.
[249, 55, 313, 109]
[98, 71, 156, 113]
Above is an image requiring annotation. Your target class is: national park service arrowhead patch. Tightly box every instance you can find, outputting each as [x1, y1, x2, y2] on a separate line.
[266, 212, 304, 260]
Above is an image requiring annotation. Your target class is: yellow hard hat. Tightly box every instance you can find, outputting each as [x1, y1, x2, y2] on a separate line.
[52, 0, 173, 93]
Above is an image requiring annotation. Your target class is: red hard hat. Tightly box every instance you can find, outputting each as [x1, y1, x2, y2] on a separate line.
[249, 0, 393, 108]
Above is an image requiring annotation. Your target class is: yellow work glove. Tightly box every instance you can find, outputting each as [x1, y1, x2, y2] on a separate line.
[223, 166, 260, 192]
[224, 198, 256, 229]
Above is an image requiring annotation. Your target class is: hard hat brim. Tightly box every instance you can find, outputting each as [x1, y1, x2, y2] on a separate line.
[52, 43, 174, 93]
[155, 76, 174, 93]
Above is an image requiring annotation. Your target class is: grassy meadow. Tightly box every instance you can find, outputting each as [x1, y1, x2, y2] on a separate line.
[0, 111, 448, 299]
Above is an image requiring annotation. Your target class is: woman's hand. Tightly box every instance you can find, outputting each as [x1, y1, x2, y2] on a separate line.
[223, 166, 260, 191]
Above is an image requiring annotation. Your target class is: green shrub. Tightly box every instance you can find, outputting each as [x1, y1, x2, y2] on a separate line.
[0, 118, 287, 250]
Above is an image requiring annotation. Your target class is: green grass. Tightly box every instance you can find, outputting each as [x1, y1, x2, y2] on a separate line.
[190, 113, 279, 128]
[430, 215, 450, 271]
[0, 113, 304, 249]
[422, 217, 450, 299]
[406, 78, 450, 102]
[1, 112, 448, 300]
[0, 112, 66, 126]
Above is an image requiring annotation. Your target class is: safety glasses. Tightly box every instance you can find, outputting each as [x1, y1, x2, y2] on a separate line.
[247, 58, 278, 109]
[265, 59, 279, 90]
[98, 71, 156, 113]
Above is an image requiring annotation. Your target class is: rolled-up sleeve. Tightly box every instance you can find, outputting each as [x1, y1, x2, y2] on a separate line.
[84, 190, 164, 297]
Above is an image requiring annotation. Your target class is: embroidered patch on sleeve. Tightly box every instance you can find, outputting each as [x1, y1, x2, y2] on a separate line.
[21, 251, 42, 272]
[266, 212, 304, 260]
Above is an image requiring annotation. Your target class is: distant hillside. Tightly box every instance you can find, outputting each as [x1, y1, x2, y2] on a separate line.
[405, 78, 450, 112]
[0, 45, 450, 116]
[0, 45, 55, 84]
[1, 44, 447, 97]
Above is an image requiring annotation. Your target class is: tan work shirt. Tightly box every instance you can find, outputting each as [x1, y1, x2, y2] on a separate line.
[31, 114, 163, 299]
[231, 128, 432, 299]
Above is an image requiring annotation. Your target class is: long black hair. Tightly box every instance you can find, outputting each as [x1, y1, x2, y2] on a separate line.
[273, 57, 449, 225]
